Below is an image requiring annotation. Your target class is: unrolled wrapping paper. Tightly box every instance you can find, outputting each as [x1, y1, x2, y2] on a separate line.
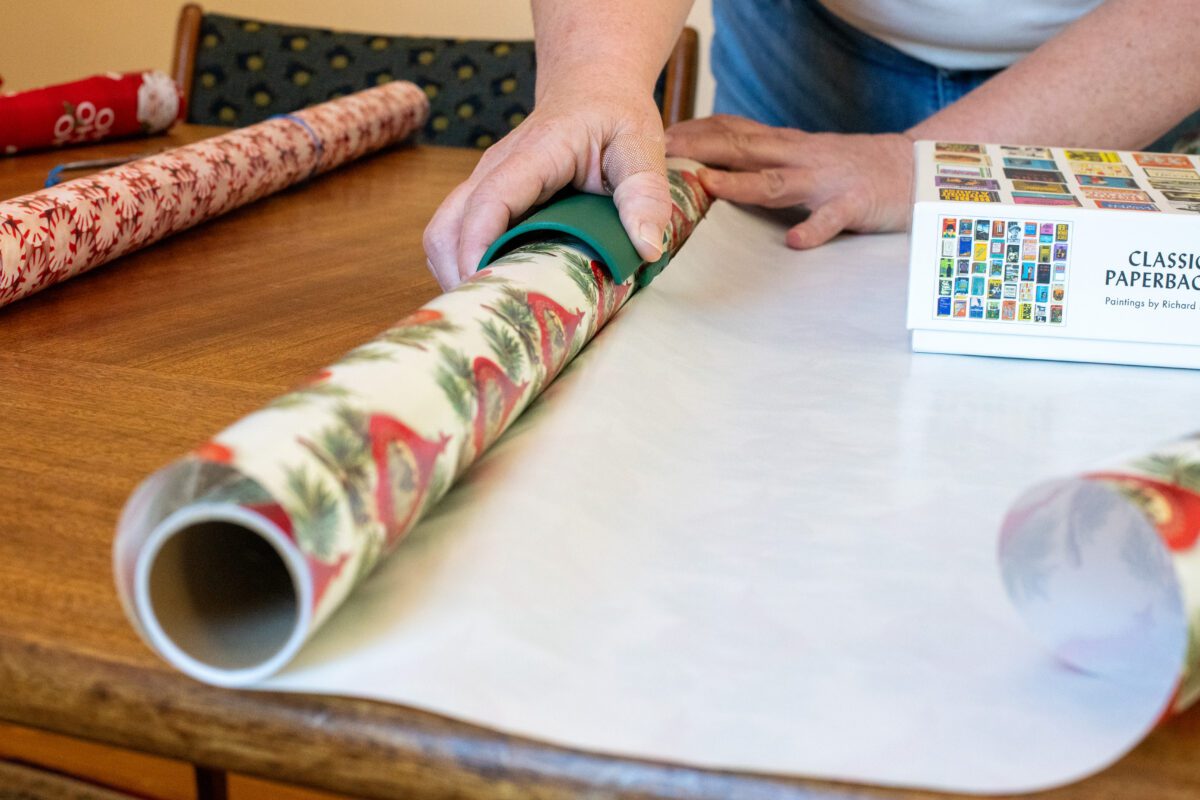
[0, 71, 182, 155]
[1002, 434, 1200, 717]
[109, 191, 1200, 792]
[0, 81, 428, 308]
[114, 162, 711, 685]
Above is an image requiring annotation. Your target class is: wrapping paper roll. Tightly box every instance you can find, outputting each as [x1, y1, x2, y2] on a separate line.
[0, 82, 428, 308]
[1, 71, 182, 154]
[1001, 433, 1200, 719]
[114, 161, 711, 685]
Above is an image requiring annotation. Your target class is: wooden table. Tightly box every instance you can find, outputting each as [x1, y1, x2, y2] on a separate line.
[1, 127, 1198, 800]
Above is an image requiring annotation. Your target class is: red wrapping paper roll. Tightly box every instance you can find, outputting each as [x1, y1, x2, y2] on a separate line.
[0, 71, 184, 155]
[0, 81, 429, 308]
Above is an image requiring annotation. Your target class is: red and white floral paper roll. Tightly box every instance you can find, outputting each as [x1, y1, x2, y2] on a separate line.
[113, 162, 710, 686]
[0, 81, 429, 309]
[0, 71, 183, 155]
[1000, 434, 1200, 720]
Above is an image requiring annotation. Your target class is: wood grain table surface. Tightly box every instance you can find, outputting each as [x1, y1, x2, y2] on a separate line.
[1, 126, 1198, 800]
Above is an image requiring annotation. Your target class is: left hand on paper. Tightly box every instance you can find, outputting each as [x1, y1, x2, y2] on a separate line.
[665, 115, 914, 249]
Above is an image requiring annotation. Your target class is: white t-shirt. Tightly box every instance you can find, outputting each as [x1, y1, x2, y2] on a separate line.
[818, 0, 1104, 70]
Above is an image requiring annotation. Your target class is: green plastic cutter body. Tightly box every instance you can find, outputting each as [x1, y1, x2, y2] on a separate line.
[476, 191, 670, 287]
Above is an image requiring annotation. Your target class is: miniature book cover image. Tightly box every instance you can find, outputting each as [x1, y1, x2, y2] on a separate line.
[907, 142, 1200, 370]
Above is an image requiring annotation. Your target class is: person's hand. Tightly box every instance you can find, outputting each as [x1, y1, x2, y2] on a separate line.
[423, 90, 671, 291]
[665, 115, 914, 249]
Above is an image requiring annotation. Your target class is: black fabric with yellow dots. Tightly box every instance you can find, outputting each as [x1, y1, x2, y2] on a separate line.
[189, 14, 534, 148]
[188, 13, 665, 149]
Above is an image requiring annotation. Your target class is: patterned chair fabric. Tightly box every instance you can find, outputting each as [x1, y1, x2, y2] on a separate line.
[1173, 131, 1200, 155]
[188, 13, 666, 148]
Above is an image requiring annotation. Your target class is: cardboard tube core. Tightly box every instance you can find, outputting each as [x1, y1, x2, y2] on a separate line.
[140, 512, 306, 680]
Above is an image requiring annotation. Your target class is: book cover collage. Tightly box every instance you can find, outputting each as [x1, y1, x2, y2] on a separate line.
[930, 142, 1200, 213]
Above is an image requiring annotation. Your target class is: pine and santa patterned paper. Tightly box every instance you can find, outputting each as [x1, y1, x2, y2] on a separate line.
[0, 81, 428, 309]
[0, 71, 183, 155]
[114, 162, 711, 685]
[1001, 433, 1200, 720]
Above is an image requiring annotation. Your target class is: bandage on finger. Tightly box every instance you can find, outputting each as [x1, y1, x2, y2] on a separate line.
[601, 133, 667, 193]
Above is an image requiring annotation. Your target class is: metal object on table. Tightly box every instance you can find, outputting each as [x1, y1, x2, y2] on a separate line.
[44, 152, 160, 187]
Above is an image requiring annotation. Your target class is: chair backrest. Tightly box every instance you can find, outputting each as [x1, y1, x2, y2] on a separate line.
[172, 4, 698, 148]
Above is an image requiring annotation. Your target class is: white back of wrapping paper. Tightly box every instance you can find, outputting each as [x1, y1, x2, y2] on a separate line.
[263, 202, 1199, 793]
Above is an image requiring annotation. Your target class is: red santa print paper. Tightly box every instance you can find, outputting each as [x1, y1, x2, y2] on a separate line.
[0, 70, 183, 155]
[113, 161, 711, 687]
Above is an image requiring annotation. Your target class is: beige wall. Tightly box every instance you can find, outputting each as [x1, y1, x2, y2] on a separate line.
[0, 1, 714, 114]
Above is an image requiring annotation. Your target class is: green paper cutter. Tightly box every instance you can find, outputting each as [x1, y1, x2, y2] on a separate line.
[476, 191, 670, 287]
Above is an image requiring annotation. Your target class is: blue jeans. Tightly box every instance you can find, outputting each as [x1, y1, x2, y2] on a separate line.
[710, 0, 1199, 152]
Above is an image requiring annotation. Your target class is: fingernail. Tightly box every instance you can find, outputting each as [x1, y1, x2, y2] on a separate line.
[639, 222, 663, 259]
